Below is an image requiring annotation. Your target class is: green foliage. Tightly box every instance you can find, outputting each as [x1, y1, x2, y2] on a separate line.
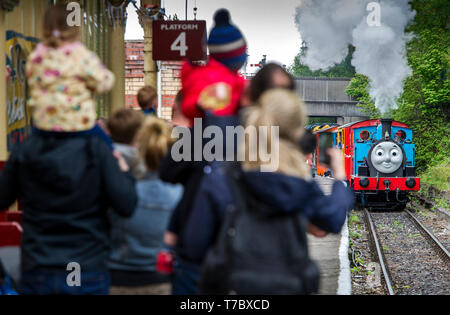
[354, 255, 365, 268]
[345, 74, 381, 119]
[432, 196, 449, 211]
[348, 214, 361, 226]
[292, 0, 449, 173]
[343, 0, 449, 173]
[308, 117, 337, 125]
[351, 266, 361, 274]
[393, 0, 450, 172]
[289, 44, 356, 78]
[420, 158, 450, 192]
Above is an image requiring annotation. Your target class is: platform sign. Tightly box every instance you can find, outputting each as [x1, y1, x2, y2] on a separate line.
[153, 20, 207, 61]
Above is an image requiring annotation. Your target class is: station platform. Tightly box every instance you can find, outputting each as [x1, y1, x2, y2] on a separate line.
[308, 177, 351, 295]
[0, 178, 352, 295]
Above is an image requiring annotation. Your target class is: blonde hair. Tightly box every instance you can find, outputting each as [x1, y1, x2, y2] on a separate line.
[138, 116, 175, 172]
[241, 89, 310, 179]
[43, 4, 80, 48]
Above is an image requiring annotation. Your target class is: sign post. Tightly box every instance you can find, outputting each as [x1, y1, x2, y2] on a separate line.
[152, 20, 207, 61]
[152, 20, 206, 118]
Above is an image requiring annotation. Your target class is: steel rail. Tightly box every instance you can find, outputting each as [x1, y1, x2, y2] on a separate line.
[404, 209, 450, 263]
[363, 209, 395, 295]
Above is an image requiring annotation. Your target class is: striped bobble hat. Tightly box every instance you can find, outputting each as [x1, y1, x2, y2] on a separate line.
[208, 9, 247, 71]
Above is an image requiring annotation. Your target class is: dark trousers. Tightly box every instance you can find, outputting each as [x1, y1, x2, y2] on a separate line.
[171, 259, 201, 295]
[20, 269, 110, 295]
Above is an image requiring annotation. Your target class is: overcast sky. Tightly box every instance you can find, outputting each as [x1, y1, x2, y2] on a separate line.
[125, 0, 302, 72]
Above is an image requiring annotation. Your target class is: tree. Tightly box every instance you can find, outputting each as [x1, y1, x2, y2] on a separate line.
[289, 43, 356, 78]
[393, 0, 449, 172]
[291, 0, 449, 173]
[343, 0, 449, 172]
[345, 74, 381, 119]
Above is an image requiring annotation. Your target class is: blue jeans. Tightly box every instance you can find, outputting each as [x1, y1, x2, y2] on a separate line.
[171, 259, 201, 295]
[20, 269, 110, 295]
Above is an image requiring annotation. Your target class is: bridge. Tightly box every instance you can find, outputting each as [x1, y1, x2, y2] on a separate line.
[295, 77, 369, 124]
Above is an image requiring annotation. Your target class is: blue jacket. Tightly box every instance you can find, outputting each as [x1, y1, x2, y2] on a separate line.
[179, 162, 355, 264]
[159, 113, 240, 253]
[108, 173, 183, 272]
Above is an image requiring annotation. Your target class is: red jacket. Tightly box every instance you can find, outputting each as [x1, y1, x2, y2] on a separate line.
[181, 58, 246, 125]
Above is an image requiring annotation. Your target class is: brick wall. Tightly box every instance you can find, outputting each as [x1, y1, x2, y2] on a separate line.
[125, 40, 145, 109]
[160, 61, 182, 120]
[125, 40, 182, 121]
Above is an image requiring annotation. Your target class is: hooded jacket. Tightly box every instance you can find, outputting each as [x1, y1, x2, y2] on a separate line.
[180, 162, 355, 264]
[108, 172, 183, 273]
[0, 134, 137, 273]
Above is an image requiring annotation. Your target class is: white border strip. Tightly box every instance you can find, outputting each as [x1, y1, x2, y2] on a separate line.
[337, 217, 352, 295]
[208, 38, 246, 53]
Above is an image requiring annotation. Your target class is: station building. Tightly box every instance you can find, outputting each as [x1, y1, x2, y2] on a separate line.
[0, 0, 140, 164]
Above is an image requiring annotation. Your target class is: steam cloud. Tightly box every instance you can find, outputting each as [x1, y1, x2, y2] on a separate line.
[295, 0, 416, 114]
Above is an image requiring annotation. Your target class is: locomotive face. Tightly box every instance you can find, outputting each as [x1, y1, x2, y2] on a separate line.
[370, 141, 403, 174]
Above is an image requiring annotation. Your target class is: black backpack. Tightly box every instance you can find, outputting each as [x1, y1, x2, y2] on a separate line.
[199, 163, 320, 295]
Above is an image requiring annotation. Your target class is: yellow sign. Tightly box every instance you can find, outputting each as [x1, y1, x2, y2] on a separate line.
[6, 30, 38, 151]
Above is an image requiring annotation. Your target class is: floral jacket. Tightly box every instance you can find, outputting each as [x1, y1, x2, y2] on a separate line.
[26, 41, 115, 132]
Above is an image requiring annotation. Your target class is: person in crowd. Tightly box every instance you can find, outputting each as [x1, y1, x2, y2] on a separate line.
[172, 89, 354, 294]
[26, 4, 115, 148]
[180, 8, 247, 125]
[158, 8, 248, 294]
[138, 86, 158, 116]
[108, 116, 183, 295]
[160, 62, 308, 281]
[0, 4, 137, 295]
[0, 131, 137, 296]
[171, 90, 190, 128]
[299, 130, 318, 167]
[107, 109, 147, 180]
[242, 62, 296, 106]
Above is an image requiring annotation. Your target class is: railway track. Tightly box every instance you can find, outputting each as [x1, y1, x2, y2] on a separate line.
[404, 209, 450, 261]
[363, 209, 395, 295]
[363, 209, 450, 295]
